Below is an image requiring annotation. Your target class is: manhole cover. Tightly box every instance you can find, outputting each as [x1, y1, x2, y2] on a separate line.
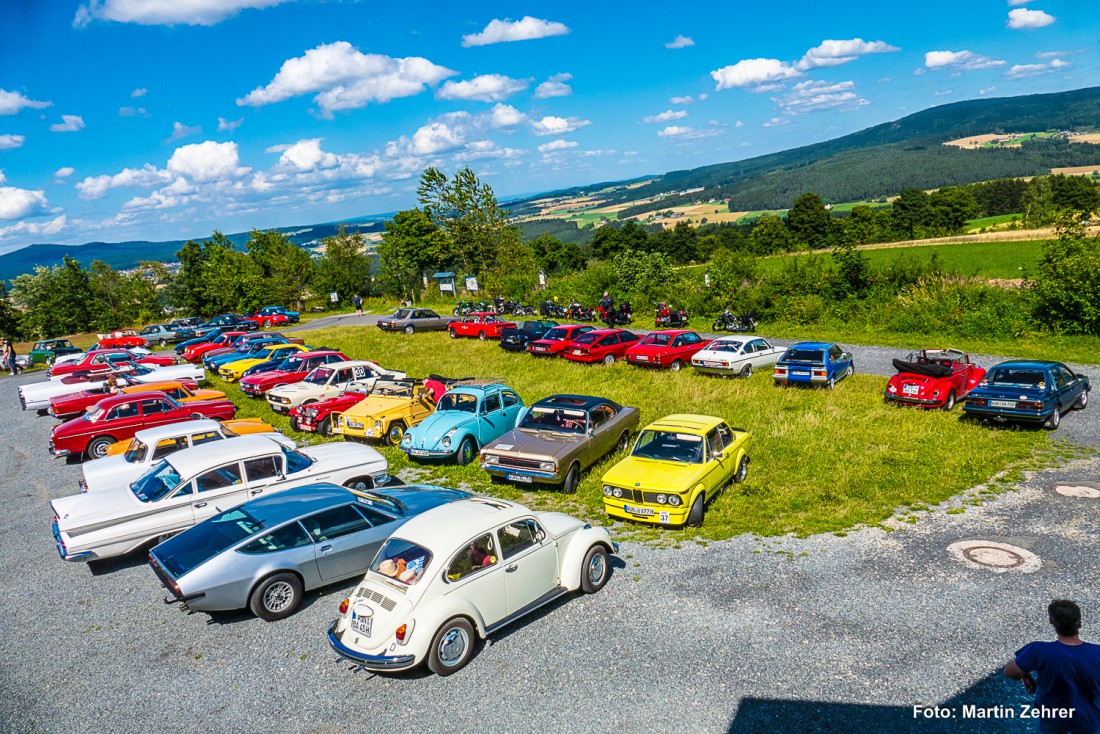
[947, 541, 1041, 574]
[1054, 485, 1100, 499]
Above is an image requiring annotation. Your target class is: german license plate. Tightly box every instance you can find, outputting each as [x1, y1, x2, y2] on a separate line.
[635, 355, 648, 361]
[410, 449, 429, 456]
[347, 421, 363, 429]
[624, 504, 654, 516]
[350, 614, 372, 637]
[793, 370, 810, 376]
[507, 473, 533, 483]
[271, 405, 288, 413]
[534, 346, 546, 352]
[903, 384, 919, 395]
[573, 349, 583, 355]
[990, 400, 1016, 408]
[705, 361, 722, 367]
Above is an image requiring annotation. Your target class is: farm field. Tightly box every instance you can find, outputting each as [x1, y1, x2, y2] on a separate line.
[210, 325, 1057, 541]
[964, 213, 1022, 231]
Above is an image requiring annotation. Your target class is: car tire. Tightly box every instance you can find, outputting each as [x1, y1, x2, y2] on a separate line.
[847, 363, 855, 378]
[404, 325, 414, 335]
[456, 437, 476, 466]
[85, 435, 116, 460]
[249, 572, 303, 621]
[288, 416, 301, 432]
[386, 421, 407, 446]
[741, 363, 753, 379]
[733, 455, 750, 484]
[449, 329, 458, 339]
[478, 331, 488, 341]
[159, 338, 167, 347]
[603, 353, 616, 366]
[343, 476, 374, 492]
[427, 617, 477, 676]
[1075, 391, 1088, 410]
[827, 376, 836, 390]
[942, 390, 957, 411]
[317, 416, 333, 438]
[1045, 407, 1061, 430]
[616, 431, 631, 453]
[686, 493, 705, 527]
[560, 463, 580, 494]
[452, 308, 461, 316]
[669, 359, 683, 372]
[580, 545, 610, 593]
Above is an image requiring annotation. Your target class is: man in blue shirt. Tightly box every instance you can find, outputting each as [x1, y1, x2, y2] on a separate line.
[1005, 600, 1100, 733]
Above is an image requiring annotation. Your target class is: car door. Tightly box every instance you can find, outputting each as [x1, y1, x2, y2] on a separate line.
[703, 427, 732, 499]
[617, 331, 640, 356]
[242, 455, 283, 501]
[477, 391, 506, 445]
[139, 398, 179, 429]
[587, 404, 617, 457]
[190, 461, 248, 521]
[500, 390, 523, 430]
[443, 533, 508, 627]
[153, 481, 205, 534]
[302, 504, 383, 581]
[497, 519, 559, 614]
[1059, 365, 1086, 405]
[828, 346, 844, 379]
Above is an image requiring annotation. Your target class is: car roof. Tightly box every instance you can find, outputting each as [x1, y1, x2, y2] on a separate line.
[468, 311, 499, 316]
[447, 382, 508, 395]
[579, 329, 627, 337]
[131, 418, 223, 444]
[94, 390, 175, 409]
[647, 329, 694, 336]
[644, 413, 725, 434]
[167, 434, 286, 476]
[390, 497, 530, 553]
[789, 341, 834, 349]
[319, 359, 380, 370]
[532, 393, 615, 411]
[296, 349, 345, 358]
[990, 360, 1060, 369]
[710, 335, 751, 344]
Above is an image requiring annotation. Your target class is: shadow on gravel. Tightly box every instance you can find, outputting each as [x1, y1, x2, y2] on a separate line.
[88, 553, 149, 576]
[727, 671, 1032, 733]
[201, 578, 363, 626]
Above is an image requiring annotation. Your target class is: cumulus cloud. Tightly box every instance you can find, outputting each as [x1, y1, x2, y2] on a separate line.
[50, 115, 85, 132]
[167, 121, 202, 141]
[775, 79, 868, 115]
[529, 115, 591, 136]
[0, 213, 67, 242]
[665, 35, 694, 49]
[0, 186, 49, 221]
[0, 134, 25, 150]
[437, 74, 530, 103]
[218, 117, 244, 132]
[270, 138, 338, 171]
[167, 140, 249, 182]
[454, 140, 523, 162]
[1007, 7, 1054, 29]
[74, 0, 292, 27]
[1006, 58, 1070, 79]
[76, 164, 173, 199]
[642, 109, 688, 124]
[534, 73, 573, 99]
[0, 89, 52, 115]
[924, 50, 1006, 70]
[657, 126, 694, 137]
[237, 41, 456, 117]
[55, 167, 76, 178]
[711, 58, 801, 90]
[488, 103, 526, 128]
[119, 106, 148, 117]
[131, 87, 147, 97]
[762, 117, 789, 127]
[537, 139, 577, 153]
[408, 118, 468, 156]
[461, 16, 569, 47]
[797, 38, 900, 70]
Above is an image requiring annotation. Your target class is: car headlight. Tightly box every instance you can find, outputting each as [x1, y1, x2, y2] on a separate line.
[483, 454, 499, 465]
[656, 494, 667, 504]
[668, 495, 682, 506]
[402, 434, 412, 445]
[612, 487, 623, 498]
[374, 420, 383, 431]
[538, 461, 556, 472]
[441, 436, 451, 448]
[602, 485, 613, 496]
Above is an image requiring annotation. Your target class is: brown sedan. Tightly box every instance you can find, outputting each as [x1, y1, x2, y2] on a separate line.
[377, 308, 455, 334]
[479, 393, 640, 493]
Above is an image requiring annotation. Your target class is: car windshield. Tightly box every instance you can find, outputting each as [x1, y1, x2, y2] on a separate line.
[280, 357, 304, 371]
[373, 382, 414, 397]
[639, 333, 672, 346]
[520, 406, 588, 433]
[437, 392, 478, 412]
[782, 349, 825, 364]
[370, 539, 432, 586]
[709, 341, 744, 353]
[124, 440, 148, 464]
[83, 406, 105, 422]
[155, 507, 265, 578]
[131, 461, 184, 503]
[304, 367, 334, 385]
[542, 327, 572, 341]
[632, 430, 704, 464]
[985, 368, 1047, 387]
[393, 309, 411, 319]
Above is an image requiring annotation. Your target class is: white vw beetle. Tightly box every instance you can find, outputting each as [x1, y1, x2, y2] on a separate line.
[327, 497, 616, 675]
[79, 420, 295, 493]
[51, 435, 389, 562]
[690, 336, 786, 378]
[266, 360, 406, 414]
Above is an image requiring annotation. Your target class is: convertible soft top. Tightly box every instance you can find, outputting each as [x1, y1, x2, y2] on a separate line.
[892, 358, 952, 378]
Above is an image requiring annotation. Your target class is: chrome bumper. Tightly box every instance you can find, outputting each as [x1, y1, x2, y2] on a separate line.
[326, 621, 416, 670]
[48, 442, 71, 459]
[53, 521, 91, 561]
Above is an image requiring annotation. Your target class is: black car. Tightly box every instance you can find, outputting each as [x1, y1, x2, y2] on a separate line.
[500, 320, 558, 352]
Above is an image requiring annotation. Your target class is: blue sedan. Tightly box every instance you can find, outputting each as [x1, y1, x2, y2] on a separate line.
[773, 341, 854, 389]
[963, 360, 1089, 430]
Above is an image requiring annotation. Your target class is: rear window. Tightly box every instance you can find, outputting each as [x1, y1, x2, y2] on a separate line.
[573, 333, 600, 345]
[782, 349, 824, 364]
[986, 368, 1046, 387]
[639, 333, 672, 346]
[371, 539, 432, 585]
[156, 507, 265, 577]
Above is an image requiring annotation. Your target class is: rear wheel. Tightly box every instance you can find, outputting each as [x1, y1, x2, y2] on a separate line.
[602, 353, 616, 366]
[478, 331, 488, 341]
[85, 436, 116, 460]
[942, 390, 957, 411]
[249, 573, 303, 621]
[686, 493, 704, 527]
[1045, 407, 1061, 430]
[387, 421, 407, 446]
[826, 376, 836, 390]
[404, 325, 415, 335]
[669, 359, 683, 372]
[159, 338, 167, 347]
[560, 463, 580, 494]
[616, 431, 631, 453]
[456, 437, 476, 466]
[580, 545, 610, 593]
[740, 363, 753, 379]
[427, 617, 476, 676]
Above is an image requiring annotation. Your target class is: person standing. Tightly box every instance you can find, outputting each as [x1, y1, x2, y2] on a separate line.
[352, 294, 363, 316]
[1005, 599, 1100, 733]
[5, 339, 21, 376]
[0, 340, 9, 373]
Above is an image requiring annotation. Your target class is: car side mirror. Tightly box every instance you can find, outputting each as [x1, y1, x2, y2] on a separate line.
[535, 530, 546, 543]
[711, 450, 724, 461]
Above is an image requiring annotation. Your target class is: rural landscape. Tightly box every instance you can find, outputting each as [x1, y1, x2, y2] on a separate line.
[2, 2, 1098, 733]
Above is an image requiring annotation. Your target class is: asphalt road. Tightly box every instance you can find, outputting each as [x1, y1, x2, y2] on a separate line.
[2, 343, 1098, 733]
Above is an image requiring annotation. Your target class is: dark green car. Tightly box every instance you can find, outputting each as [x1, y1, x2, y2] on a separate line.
[16, 339, 82, 369]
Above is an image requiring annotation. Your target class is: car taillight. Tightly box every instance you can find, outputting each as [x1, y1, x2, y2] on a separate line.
[1019, 400, 1042, 410]
[395, 624, 407, 641]
[969, 398, 987, 407]
[774, 367, 787, 374]
[813, 370, 826, 377]
[339, 598, 349, 614]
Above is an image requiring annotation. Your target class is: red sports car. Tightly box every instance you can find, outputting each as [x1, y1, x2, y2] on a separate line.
[448, 312, 517, 340]
[244, 310, 290, 328]
[625, 329, 711, 371]
[238, 349, 350, 397]
[48, 390, 237, 460]
[527, 324, 596, 357]
[562, 329, 642, 365]
[885, 348, 986, 410]
[46, 349, 173, 379]
[95, 331, 148, 349]
[181, 331, 247, 363]
[289, 385, 370, 435]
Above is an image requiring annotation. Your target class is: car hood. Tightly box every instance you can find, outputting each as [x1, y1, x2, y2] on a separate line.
[405, 411, 477, 446]
[484, 427, 581, 459]
[299, 441, 385, 468]
[602, 456, 708, 493]
[52, 485, 144, 533]
[344, 395, 413, 418]
[269, 382, 323, 398]
[132, 365, 203, 383]
[23, 380, 105, 405]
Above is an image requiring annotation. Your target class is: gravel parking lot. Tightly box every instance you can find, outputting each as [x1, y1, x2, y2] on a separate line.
[2, 350, 1097, 733]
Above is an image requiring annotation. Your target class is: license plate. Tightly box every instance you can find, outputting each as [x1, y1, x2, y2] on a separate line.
[350, 615, 372, 637]
[271, 405, 288, 413]
[704, 361, 722, 367]
[534, 346, 546, 352]
[507, 474, 533, 483]
[347, 421, 363, 429]
[635, 355, 648, 361]
[573, 349, 584, 355]
[990, 400, 1016, 408]
[410, 449, 429, 456]
[903, 385, 919, 395]
[793, 370, 810, 376]
[624, 504, 654, 516]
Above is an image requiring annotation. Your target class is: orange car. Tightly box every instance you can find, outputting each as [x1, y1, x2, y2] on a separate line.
[104, 417, 281, 456]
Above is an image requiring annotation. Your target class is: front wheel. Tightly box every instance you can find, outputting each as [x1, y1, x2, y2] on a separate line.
[386, 421, 407, 446]
[733, 455, 749, 483]
[85, 435, 116, 460]
[159, 338, 167, 347]
[478, 331, 488, 341]
[427, 617, 476, 676]
[455, 437, 475, 466]
[317, 416, 333, 438]
[343, 476, 374, 492]
[616, 431, 631, 453]
[288, 416, 301, 432]
[580, 545, 610, 593]
[249, 573, 303, 621]
[1075, 390, 1088, 410]
[560, 463, 580, 494]
[845, 363, 855, 379]
[686, 493, 704, 527]
[452, 307, 460, 316]
[713, 319, 724, 332]
[448, 329, 458, 339]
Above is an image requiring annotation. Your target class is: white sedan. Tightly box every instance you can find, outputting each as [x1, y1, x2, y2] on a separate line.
[266, 360, 405, 414]
[18, 363, 205, 411]
[79, 420, 295, 493]
[327, 498, 616, 675]
[51, 435, 389, 562]
[690, 336, 786, 378]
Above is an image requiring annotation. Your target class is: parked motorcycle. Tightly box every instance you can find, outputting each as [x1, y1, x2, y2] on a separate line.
[453, 300, 474, 316]
[599, 301, 634, 327]
[712, 309, 758, 333]
[542, 301, 568, 318]
[568, 302, 597, 321]
[655, 302, 689, 328]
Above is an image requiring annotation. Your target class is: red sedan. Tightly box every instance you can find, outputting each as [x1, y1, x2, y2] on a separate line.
[625, 330, 711, 371]
[181, 331, 247, 363]
[238, 350, 350, 397]
[47, 349, 174, 379]
[48, 391, 237, 460]
[562, 329, 641, 366]
[448, 312, 516, 341]
[48, 378, 203, 419]
[527, 324, 596, 357]
[885, 348, 986, 410]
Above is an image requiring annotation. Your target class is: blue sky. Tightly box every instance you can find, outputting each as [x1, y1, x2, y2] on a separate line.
[0, 0, 1095, 253]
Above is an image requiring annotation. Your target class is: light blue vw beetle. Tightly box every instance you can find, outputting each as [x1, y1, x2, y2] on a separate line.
[401, 382, 524, 465]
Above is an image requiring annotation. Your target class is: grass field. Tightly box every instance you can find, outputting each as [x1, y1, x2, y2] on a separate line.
[965, 214, 1022, 231]
[210, 326, 1061, 542]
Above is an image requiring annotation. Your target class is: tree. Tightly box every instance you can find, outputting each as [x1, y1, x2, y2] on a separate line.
[748, 214, 790, 254]
[928, 187, 979, 233]
[167, 232, 235, 317]
[614, 249, 671, 303]
[10, 256, 96, 337]
[892, 189, 931, 239]
[830, 244, 872, 297]
[529, 233, 585, 275]
[377, 209, 446, 302]
[709, 248, 758, 300]
[315, 227, 372, 304]
[1049, 174, 1100, 216]
[204, 247, 266, 314]
[484, 231, 539, 299]
[417, 166, 510, 279]
[246, 229, 315, 308]
[662, 221, 699, 263]
[590, 225, 620, 260]
[786, 193, 833, 249]
[843, 205, 878, 246]
[1032, 215, 1100, 334]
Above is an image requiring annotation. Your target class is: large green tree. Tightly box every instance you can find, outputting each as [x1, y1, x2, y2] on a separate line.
[246, 229, 316, 308]
[1033, 216, 1100, 334]
[417, 166, 511, 279]
[748, 214, 790, 254]
[377, 209, 447, 302]
[892, 189, 932, 239]
[315, 227, 372, 304]
[928, 187, 980, 233]
[786, 193, 834, 249]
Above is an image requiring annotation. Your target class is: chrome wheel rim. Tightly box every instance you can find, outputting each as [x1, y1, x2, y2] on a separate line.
[438, 627, 469, 667]
[263, 582, 294, 613]
[603, 354, 614, 366]
[738, 459, 748, 481]
[90, 442, 109, 458]
[588, 553, 606, 586]
[617, 433, 629, 452]
[350, 480, 369, 492]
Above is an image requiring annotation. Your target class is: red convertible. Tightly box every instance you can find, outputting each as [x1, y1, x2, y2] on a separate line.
[562, 329, 642, 365]
[625, 329, 711, 371]
[95, 330, 148, 349]
[289, 384, 370, 435]
[527, 324, 595, 357]
[448, 312, 516, 340]
[47, 349, 175, 379]
[48, 391, 237, 460]
[885, 348, 986, 410]
[238, 349, 350, 397]
[181, 331, 247, 363]
[244, 309, 290, 328]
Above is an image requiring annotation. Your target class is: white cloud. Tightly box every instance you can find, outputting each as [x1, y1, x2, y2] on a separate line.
[218, 117, 244, 132]
[0, 89, 52, 115]
[131, 87, 147, 98]
[55, 167, 76, 178]
[0, 213, 67, 241]
[924, 50, 1006, 70]
[642, 109, 688, 124]
[167, 140, 249, 182]
[979, 86, 997, 95]
[1007, 0, 1035, 4]
[454, 140, 523, 162]
[461, 16, 569, 47]
[437, 74, 530, 103]
[0, 171, 6, 185]
[933, 89, 953, 96]
[1006, 58, 1070, 79]
[797, 38, 900, 70]
[0, 186, 49, 221]
[669, 95, 694, 105]
[775, 79, 868, 115]
[49, 115, 85, 132]
[657, 126, 694, 137]
[1007, 7, 1055, 29]
[711, 58, 801, 90]
[529, 115, 591, 136]
[665, 35, 694, 49]
[537, 139, 577, 153]
[119, 106, 148, 117]
[74, 0, 292, 27]
[699, 93, 708, 101]
[273, 138, 338, 171]
[0, 134, 25, 150]
[762, 117, 789, 127]
[76, 163, 173, 199]
[534, 73, 573, 99]
[237, 41, 456, 117]
[488, 103, 525, 128]
[167, 121, 202, 141]
[1035, 49, 1081, 59]
[409, 118, 468, 156]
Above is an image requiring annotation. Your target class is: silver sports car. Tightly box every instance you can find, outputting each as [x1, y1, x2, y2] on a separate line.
[149, 482, 471, 620]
